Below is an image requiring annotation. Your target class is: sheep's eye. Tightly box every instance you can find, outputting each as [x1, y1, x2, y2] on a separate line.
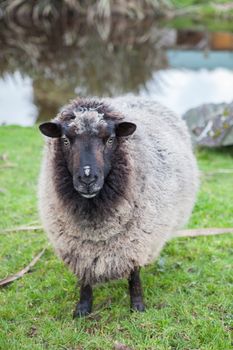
[62, 137, 70, 146]
[107, 136, 114, 145]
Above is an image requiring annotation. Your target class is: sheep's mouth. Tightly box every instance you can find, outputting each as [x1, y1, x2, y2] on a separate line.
[73, 181, 102, 199]
[74, 187, 101, 199]
[79, 191, 99, 199]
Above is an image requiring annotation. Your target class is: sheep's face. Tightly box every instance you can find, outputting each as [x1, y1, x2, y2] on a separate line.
[39, 110, 136, 199]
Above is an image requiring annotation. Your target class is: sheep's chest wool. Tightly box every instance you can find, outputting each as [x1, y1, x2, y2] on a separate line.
[38, 97, 199, 289]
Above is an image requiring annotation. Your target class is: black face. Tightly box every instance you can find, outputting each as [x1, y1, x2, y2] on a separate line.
[62, 128, 117, 199]
[39, 118, 136, 199]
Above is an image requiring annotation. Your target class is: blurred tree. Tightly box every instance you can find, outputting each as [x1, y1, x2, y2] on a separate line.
[0, 18, 169, 122]
[0, 0, 171, 21]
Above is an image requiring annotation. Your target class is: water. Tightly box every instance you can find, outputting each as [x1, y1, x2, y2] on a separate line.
[0, 73, 36, 126]
[0, 20, 232, 126]
[140, 67, 233, 115]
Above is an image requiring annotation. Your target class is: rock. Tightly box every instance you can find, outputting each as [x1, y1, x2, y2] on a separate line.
[183, 101, 233, 147]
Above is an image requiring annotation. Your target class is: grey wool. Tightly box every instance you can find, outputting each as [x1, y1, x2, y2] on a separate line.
[38, 97, 199, 286]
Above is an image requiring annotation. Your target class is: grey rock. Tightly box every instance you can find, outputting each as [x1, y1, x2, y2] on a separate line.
[183, 101, 233, 147]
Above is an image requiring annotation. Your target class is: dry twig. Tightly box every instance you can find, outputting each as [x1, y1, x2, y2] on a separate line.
[0, 248, 46, 287]
[1, 225, 42, 234]
[202, 169, 233, 176]
[0, 163, 16, 169]
[175, 227, 233, 238]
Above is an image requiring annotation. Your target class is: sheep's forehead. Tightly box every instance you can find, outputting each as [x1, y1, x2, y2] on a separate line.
[66, 110, 107, 135]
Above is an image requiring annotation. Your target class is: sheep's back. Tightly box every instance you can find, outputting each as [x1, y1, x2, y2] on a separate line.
[108, 97, 199, 243]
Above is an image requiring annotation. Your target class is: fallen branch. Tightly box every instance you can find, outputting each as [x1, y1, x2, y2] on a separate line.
[0, 227, 232, 288]
[0, 163, 16, 169]
[0, 248, 46, 287]
[1, 225, 42, 234]
[2, 225, 233, 239]
[202, 169, 233, 176]
[175, 227, 233, 238]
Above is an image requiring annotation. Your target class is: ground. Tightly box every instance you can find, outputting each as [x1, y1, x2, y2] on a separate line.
[0, 126, 232, 350]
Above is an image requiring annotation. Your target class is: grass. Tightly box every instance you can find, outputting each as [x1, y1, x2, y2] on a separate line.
[167, 0, 233, 32]
[165, 16, 233, 33]
[172, 0, 231, 7]
[0, 125, 232, 350]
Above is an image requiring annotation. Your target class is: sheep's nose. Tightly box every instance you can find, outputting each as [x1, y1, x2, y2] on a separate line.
[79, 166, 98, 186]
[83, 165, 91, 177]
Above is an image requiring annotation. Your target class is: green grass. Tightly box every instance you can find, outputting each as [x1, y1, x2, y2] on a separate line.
[165, 16, 233, 33]
[168, 0, 233, 32]
[172, 0, 230, 7]
[0, 125, 232, 350]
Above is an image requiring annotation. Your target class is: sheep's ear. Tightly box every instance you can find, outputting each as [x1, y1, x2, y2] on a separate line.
[39, 122, 62, 138]
[115, 122, 137, 137]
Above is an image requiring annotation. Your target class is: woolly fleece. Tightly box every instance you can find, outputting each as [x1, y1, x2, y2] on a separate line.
[38, 97, 199, 285]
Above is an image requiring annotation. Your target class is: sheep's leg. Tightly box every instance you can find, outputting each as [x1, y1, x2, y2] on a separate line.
[128, 267, 145, 312]
[73, 284, 93, 318]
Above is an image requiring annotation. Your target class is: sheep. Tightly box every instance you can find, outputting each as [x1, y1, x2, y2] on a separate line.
[38, 96, 199, 317]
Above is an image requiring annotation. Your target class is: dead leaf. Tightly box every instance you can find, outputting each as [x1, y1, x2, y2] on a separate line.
[0, 154, 15, 169]
[0, 153, 8, 161]
[0, 248, 46, 287]
[27, 326, 37, 337]
[156, 302, 168, 310]
[114, 342, 134, 350]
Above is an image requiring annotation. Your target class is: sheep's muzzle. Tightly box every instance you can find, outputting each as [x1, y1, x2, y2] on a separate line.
[73, 164, 104, 199]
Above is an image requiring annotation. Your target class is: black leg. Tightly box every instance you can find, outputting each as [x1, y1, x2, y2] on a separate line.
[128, 267, 145, 312]
[73, 284, 93, 318]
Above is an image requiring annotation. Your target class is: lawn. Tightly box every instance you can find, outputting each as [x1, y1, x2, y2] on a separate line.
[0, 125, 232, 350]
[167, 0, 233, 32]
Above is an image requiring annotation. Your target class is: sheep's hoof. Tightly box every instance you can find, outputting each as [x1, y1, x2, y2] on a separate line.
[130, 301, 145, 312]
[73, 302, 92, 318]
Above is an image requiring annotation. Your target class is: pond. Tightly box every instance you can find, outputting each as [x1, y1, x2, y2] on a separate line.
[0, 19, 233, 126]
